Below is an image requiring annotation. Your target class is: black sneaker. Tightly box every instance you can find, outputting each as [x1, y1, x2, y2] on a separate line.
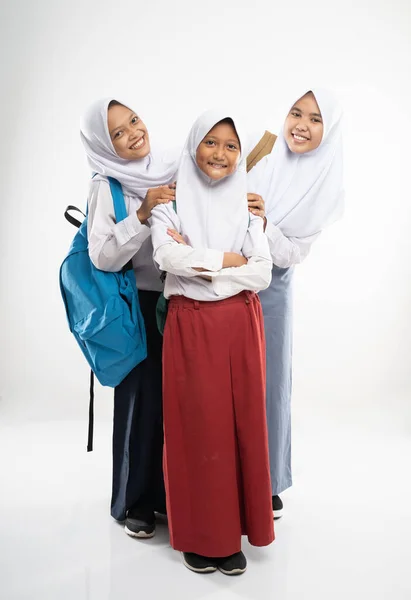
[181, 552, 217, 574]
[272, 495, 284, 520]
[217, 551, 247, 576]
[124, 508, 155, 538]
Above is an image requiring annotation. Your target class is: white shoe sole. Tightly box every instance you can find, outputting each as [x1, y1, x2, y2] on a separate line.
[273, 508, 283, 520]
[124, 525, 155, 538]
[218, 566, 247, 576]
[181, 553, 217, 573]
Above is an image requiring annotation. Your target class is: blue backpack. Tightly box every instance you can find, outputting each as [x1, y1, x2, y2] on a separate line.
[60, 177, 147, 449]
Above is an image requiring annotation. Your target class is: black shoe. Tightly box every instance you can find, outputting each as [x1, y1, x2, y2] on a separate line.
[272, 495, 284, 520]
[124, 507, 155, 538]
[181, 552, 217, 573]
[217, 551, 247, 576]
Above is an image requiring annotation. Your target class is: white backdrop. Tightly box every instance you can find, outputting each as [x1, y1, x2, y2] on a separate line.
[1, 0, 410, 430]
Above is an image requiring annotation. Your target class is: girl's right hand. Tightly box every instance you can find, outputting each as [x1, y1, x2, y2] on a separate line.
[223, 252, 248, 268]
[167, 228, 187, 245]
[192, 252, 247, 274]
[137, 183, 176, 224]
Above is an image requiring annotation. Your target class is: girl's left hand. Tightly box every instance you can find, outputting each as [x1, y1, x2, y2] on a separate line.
[247, 193, 265, 219]
[167, 228, 187, 245]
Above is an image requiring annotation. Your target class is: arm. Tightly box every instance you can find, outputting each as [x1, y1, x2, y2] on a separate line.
[264, 219, 321, 268]
[150, 204, 225, 277]
[87, 179, 151, 272]
[247, 192, 321, 267]
[211, 215, 273, 296]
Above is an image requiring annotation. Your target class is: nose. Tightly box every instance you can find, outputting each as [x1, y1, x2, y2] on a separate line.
[295, 120, 309, 131]
[213, 145, 225, 160]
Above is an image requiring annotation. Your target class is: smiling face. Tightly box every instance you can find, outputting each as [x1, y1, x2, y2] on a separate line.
[283, 92, 324, 154]
[107, 102, 150, 160]
[195, 119, 241, 181]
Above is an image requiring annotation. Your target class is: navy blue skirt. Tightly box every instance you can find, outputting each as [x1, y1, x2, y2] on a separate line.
[111, 290, 166, 520]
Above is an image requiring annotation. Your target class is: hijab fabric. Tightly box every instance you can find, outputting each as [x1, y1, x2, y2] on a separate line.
[176, 108, 249, 253]
[80, 97, 178, 197]
[248, 88, 344, 237]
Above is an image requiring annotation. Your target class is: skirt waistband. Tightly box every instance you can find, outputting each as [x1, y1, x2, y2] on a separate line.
[168, 291, 258, 309]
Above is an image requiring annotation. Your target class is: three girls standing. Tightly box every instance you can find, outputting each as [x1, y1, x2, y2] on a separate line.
[77, 88, 343, 574]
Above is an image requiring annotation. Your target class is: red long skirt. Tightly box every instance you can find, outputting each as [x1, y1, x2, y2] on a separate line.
[162, 291, 274, 557]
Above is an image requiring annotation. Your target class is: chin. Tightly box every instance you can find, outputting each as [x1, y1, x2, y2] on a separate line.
[286, 139, 309, 154]
[131, 148, 150, 160]
[209, 171, 228, 181]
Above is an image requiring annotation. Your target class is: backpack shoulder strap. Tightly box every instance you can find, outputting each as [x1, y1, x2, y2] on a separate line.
[107, 176, 128, 223]
[246, 130, 277, 173]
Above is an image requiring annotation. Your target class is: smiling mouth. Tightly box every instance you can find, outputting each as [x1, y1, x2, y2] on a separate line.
[292, 133, 309, 142]
[130, 136, 145, 150]
[208, 162, 227, 169]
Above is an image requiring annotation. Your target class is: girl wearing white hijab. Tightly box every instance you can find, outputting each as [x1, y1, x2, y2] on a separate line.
[247, 88, 344, 518]
[80, 97, 178, 538]
[150, 109, 274, 575]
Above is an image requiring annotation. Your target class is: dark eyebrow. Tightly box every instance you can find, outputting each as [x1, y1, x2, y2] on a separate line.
[310, 112, 322, 119]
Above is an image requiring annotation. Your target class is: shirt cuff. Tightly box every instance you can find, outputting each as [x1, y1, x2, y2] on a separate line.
[264, 218, 282, 242]
[122, 211, 151, 243]
[198, 249, 224, 272]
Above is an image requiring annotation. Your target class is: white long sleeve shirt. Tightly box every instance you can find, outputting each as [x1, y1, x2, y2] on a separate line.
[150, 203, 272, 301]
[247, 138, 321, 268]
[264, 219, 321, 268]
[86, 175, 164, 291]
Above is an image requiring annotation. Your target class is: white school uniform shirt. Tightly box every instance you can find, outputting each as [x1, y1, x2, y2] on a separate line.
[247, 87, 344, 268]
[87, 174, 163, 291]
[80, 97, 179, 289]
[150, 109, 272, 301]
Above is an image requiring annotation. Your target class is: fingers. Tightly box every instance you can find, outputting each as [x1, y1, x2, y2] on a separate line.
[247, 193, 263, 202]
[158, 185, 176, 193]
[167, 228, 187, 245]
[161, 185, 176, 196]
[247, 194, 265, 215]
[147, 186, 176, 203]
[156, 197, 175, 205]
[156, 189, 176, 200]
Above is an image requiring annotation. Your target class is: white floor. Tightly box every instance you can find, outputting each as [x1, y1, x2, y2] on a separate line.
[1, 407, 410, 600]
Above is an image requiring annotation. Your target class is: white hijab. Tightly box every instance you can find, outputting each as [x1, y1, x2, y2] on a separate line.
[248, 88, 344, 237]
[176, 109, 249, 253]
[80, 97, 178, 198]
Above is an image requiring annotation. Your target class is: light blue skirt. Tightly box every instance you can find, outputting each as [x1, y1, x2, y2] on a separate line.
[259, 266, 293, 496]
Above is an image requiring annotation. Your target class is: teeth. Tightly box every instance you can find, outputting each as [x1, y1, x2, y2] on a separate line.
[209, 163, 226, 168]
[293, 134, 308, 141]
[131, 137, 144, 149]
